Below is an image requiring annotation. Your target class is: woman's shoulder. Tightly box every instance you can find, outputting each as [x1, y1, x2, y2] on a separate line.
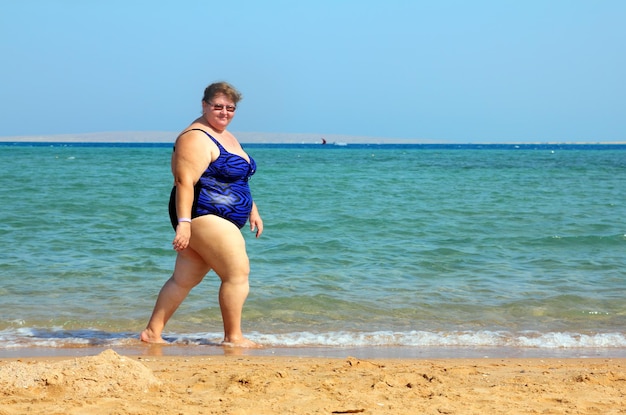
[174, 124, 220, 160]
[178, 120, 208, 136]
[174, 129, 201, 146]
[175, 120, 211, 141]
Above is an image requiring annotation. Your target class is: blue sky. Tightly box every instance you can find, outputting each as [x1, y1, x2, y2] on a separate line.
[1, 0, 624, 142]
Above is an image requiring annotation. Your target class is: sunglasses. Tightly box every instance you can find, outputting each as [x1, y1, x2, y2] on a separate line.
[208, 103, 237, 113]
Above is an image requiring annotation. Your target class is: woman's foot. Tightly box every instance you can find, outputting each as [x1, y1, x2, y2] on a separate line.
[140, 328, 168, 344]
[221, 337, 262, 348]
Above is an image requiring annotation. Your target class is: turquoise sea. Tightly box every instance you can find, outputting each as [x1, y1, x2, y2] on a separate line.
[1, 142, 625, 358]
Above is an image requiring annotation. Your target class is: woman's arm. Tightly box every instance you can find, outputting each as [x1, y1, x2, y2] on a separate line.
[171, 131, 213, 251]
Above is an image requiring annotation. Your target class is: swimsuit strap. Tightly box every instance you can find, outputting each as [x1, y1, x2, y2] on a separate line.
[175, 128, 225, 152]
[187, 128, 225, 151]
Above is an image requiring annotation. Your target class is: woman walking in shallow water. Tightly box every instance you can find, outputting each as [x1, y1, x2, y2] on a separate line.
[140, 82, 263, 348]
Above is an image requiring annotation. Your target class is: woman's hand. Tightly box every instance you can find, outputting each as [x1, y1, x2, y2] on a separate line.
[172, 222, 191, 251]
[249, 203, 263, 238]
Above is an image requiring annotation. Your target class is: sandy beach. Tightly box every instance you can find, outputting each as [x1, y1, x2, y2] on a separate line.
[1, 349, 625, 415]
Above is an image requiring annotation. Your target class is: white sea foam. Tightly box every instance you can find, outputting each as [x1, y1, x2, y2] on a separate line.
[249, 330, 626, 349]
[2, 328, 625, 351]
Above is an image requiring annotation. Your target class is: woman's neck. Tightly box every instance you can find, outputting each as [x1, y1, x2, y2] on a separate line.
[195, 117, 225, 135]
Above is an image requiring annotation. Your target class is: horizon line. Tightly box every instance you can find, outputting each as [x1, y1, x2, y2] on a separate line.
[0, 131, 624, 145]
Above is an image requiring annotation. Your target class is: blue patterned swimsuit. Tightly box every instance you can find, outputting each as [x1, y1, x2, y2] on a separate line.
[169, 129, 257, 229]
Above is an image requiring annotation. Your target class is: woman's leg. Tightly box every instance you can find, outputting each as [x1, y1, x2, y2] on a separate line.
[189, 215, 259, 347]
[140, 247, 210, 343]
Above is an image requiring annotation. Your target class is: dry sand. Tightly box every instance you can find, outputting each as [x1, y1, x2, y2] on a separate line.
[1, 349, 625, 414]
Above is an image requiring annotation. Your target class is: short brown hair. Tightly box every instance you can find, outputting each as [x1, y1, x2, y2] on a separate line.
[202, 82, 242, 105]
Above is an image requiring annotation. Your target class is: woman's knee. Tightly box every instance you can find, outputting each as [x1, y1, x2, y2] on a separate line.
[222, 269, 250, 285]
[208, 249, 250, 283]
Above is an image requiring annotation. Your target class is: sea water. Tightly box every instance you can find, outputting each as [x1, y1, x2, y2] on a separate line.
[1, 142, 625, 358]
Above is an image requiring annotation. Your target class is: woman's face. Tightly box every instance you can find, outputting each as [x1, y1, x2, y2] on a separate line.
[202, 93, 237, 131]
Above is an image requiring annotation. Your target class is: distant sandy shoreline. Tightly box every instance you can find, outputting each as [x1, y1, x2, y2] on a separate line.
[1, 131, 624, 145]
[0, 131, 420, 144]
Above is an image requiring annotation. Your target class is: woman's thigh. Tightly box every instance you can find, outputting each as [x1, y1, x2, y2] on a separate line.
[172, 247, 211, 288]
[189, 215, 250, 281]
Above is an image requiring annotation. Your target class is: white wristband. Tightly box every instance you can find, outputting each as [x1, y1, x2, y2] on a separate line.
[178, 218, 192, 223]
